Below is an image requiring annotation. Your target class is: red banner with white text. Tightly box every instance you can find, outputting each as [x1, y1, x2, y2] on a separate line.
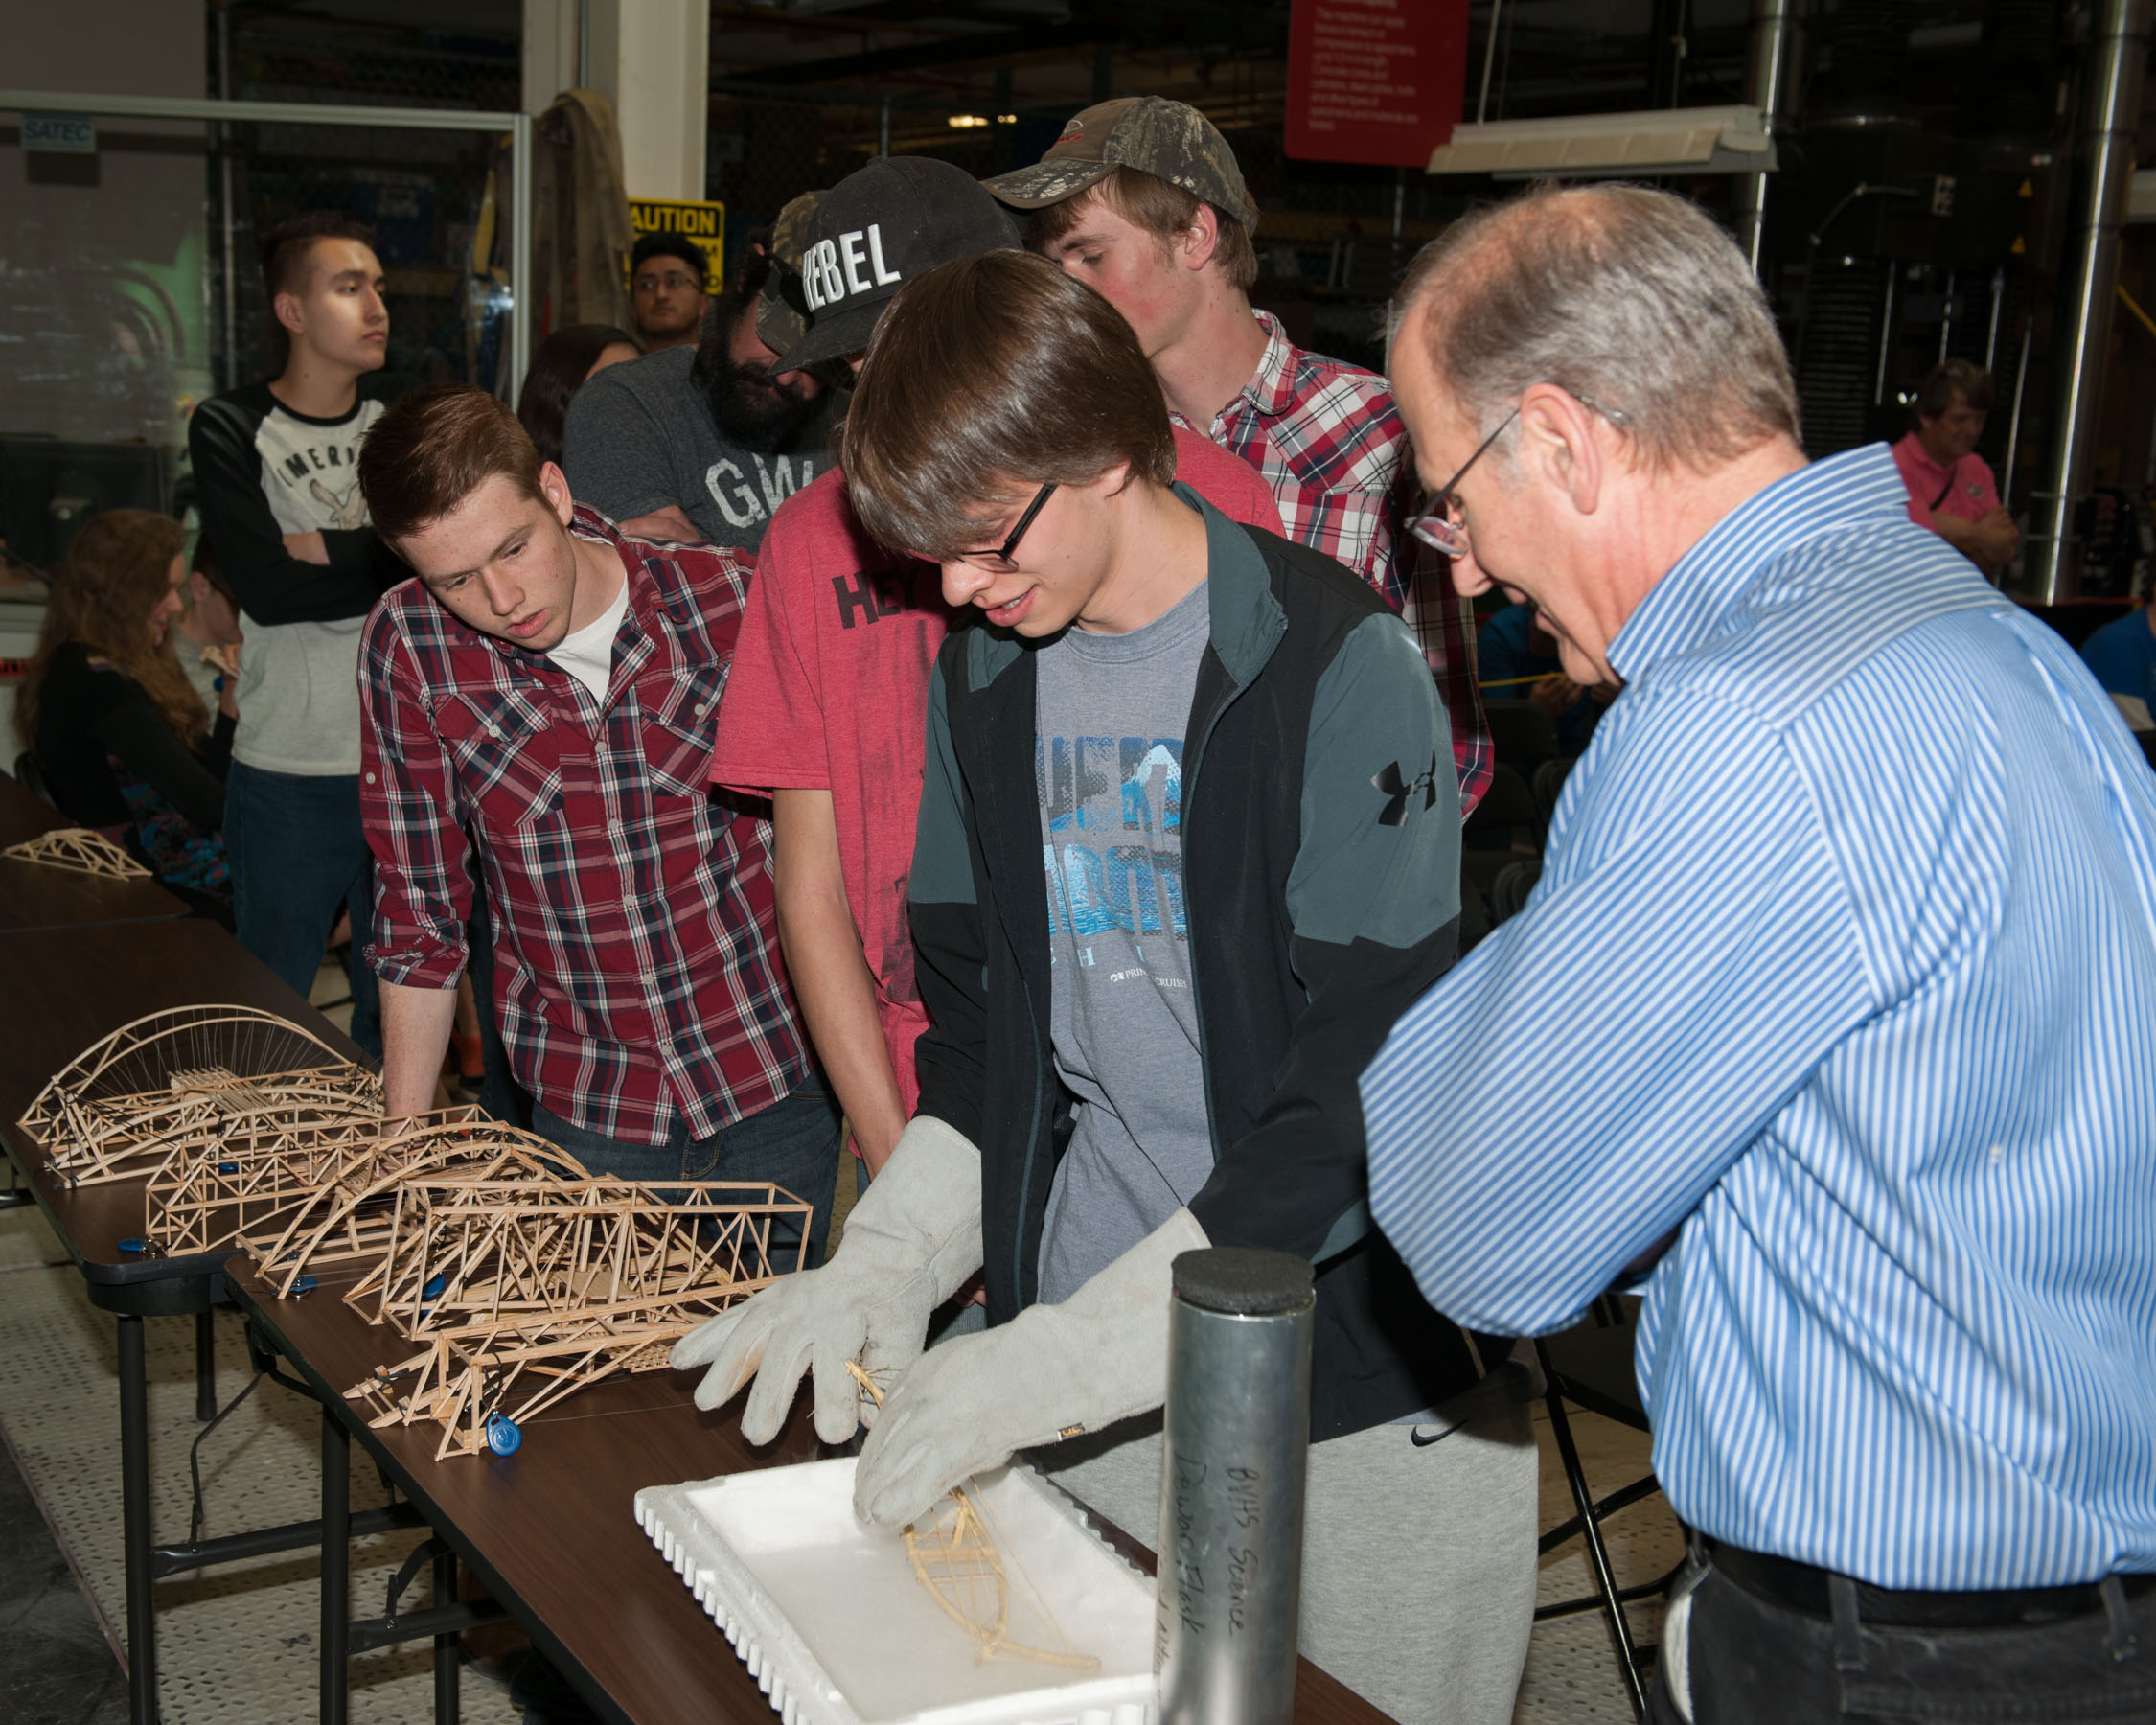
[1286, 0, 1471, 167]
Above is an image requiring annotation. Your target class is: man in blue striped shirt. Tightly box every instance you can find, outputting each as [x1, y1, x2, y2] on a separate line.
[1364, 182, 2156, 1722]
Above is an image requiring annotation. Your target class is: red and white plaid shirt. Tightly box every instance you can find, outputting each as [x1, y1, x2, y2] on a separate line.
[359, 507, 810, 1144]
[1176, 310, 1492, 815]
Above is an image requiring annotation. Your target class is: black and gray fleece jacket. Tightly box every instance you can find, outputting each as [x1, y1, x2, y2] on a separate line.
[908, 489, 1485, 1440]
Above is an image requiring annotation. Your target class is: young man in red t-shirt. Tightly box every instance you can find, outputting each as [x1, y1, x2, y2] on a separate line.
[712, 156, 1281, 1184]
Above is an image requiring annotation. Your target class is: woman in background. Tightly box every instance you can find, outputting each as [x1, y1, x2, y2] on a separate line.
[19, 509, 236, 918]
[515, 323, 639, 464]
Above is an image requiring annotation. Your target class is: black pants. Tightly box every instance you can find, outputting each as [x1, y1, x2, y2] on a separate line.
[1651, 1552, 2156, 1723]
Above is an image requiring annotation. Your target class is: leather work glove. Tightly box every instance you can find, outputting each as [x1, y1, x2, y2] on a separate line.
[852, 1207, 1210, 1529]
[670, 1115, 984, 1445]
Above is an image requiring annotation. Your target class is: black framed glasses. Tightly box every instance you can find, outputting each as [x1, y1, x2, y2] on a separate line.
[957, 481, 1057, 567]
[1405, 408, 1518, 560]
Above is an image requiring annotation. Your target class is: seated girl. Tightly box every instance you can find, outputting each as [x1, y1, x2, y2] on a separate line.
[19, 509, 237, 919]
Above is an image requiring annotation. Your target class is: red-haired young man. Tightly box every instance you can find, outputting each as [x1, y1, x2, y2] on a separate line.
[353, 385, 838, 1263]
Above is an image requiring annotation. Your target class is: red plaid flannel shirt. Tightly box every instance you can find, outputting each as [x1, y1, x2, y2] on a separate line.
[1175, 310, 1492, 815]
[359, 507, 810, 1144]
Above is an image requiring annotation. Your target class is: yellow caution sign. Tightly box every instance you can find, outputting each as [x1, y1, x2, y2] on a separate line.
[2011, 234, 2027, 254]
[628, 196, 726, 288]
[2018, 178, 2033, 197]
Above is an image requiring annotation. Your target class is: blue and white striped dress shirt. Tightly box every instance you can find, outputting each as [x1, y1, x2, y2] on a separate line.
[1362, 445, 2156, 1590]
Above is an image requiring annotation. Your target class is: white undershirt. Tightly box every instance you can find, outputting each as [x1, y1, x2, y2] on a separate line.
[544, 579, 630, 703]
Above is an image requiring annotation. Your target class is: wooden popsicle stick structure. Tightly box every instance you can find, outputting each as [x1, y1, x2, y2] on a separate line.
[19, 1005, 380, 1187]
[23, 1007, 821, 1459]
[346, 1176, 808, 1332]
[3, 826, 152, 878]
[333, 1175, 812, 1458]
[846, 1361, 1100, 1672]
[247, 1124, 565, 1296]
[143, 1105, 489, 1257]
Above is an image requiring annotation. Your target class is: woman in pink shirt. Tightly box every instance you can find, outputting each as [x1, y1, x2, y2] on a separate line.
[1892, 357, 2018, 578]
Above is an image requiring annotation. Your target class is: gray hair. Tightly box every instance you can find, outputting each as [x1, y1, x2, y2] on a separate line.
[1390, 182, 1800, 472]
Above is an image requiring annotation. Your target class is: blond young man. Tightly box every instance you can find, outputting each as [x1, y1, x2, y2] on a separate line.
[985, 96, 1491, 813]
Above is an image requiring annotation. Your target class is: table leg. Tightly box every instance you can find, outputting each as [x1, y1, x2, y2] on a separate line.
[320, 1411, 349, 1725]
[194, 1309, 217, 1423]
[117, 1315, 158, 1725]
[433, 1542, 460, 1725]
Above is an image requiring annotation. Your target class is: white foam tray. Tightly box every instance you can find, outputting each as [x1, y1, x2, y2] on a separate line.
[637, 1457, 1160, 1725]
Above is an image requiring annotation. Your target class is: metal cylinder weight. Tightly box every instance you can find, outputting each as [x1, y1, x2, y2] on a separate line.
[1155, 1247, 1316, 1725]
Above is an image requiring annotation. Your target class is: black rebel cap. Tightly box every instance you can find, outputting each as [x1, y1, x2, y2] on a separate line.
[774, 156, 1022, 372]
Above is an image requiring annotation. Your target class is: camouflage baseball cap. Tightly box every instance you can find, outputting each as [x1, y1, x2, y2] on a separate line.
[981, 96, 1257, 233]
[755, 190, 824, 356]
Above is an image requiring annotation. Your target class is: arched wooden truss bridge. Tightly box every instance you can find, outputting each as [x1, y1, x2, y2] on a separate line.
[144, 1104, 493, 1259]
[21, 1008, 815, 1458]
[336, 1175, 811, 1459]
[19, 1005, 381, 1187]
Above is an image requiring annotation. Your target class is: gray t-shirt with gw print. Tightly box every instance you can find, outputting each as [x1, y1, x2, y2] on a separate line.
[561, 344, 830, 552]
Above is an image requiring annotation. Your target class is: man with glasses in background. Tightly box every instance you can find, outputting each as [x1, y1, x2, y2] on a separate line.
[565, 238, 832, 552]
[626, 232, 709, 352]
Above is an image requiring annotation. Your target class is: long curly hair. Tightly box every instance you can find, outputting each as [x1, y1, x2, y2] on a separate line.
[19, 510, 207, 748]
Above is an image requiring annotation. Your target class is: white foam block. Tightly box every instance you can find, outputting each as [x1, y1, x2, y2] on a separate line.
[636, 1456, 1159, 1725]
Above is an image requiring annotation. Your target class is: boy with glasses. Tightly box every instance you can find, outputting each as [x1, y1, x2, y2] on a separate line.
[677, 250, 1537, 1724]
[708, 158, 1281, 1190]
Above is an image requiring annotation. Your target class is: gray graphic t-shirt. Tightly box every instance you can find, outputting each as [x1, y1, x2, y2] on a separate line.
[1035, 579, 1214, 1303]
[560, 345, 830, 552]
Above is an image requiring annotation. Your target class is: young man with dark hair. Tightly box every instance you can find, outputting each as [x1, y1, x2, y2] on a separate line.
[187, 209, 405, 1052]
[353, 384, 840, 1261]
[677, 250, 1537, 1723]
[562, 243, 831, 551]
[627, 230, 708, 352]
[985, 97, 1491, 815]
[709, 158, 1280, 1191]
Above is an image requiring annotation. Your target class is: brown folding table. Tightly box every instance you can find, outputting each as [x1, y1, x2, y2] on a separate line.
[0, 916, 425, 1725]
[0, 771, 190, 933]
[0, 909, 1392, 1725]
[223, 1251, 1391, 1725]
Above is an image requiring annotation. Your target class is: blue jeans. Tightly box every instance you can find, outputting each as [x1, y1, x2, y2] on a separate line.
[224, 761, 381, 1058]
[530, 1073, 841, 1268]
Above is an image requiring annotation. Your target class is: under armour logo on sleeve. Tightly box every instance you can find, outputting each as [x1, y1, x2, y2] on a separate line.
[1373, 754, 1440, 826]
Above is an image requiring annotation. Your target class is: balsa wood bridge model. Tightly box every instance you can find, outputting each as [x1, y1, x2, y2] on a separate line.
[3, 825, 153, 878]
[21, 1008, 813, 1458]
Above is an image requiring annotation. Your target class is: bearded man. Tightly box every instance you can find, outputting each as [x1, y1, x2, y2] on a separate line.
[562, 244, 832, 552]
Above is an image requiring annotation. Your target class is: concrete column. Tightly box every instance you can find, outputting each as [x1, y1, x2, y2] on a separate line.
[525, 0, 706, 198]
